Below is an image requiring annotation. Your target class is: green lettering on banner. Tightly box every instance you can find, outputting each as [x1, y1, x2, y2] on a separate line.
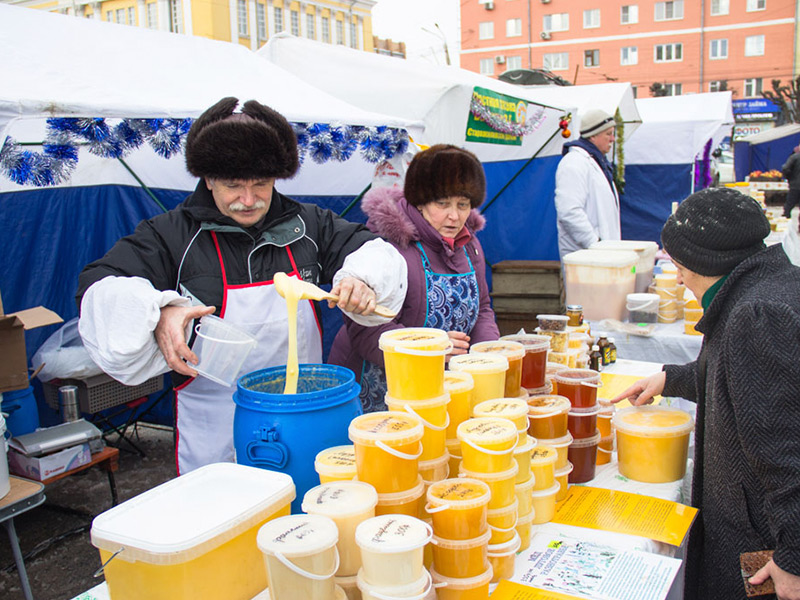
[466, 86, 528, 146]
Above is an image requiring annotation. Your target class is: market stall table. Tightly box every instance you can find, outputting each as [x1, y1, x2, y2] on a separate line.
[594, 321, 703, 365]
[1, 476, 46, 600]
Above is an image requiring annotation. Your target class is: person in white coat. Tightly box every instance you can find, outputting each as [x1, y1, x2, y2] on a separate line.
[554, 108, 621, 259]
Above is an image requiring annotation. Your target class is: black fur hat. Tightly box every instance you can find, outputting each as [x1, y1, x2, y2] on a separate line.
[404, 144, 486, 208]
[185, 97, 299, 181]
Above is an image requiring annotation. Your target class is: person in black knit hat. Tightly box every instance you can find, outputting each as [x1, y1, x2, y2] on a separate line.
[77, 97, 408, 474]
[615, 187, 800, 600]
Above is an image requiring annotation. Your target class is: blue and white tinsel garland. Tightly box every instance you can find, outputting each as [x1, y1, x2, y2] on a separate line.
[0, 117, 409, 187]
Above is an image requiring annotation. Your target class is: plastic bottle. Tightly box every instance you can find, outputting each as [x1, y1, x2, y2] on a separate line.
[608, 338, 617, 364]
[589, 345, 603, 372]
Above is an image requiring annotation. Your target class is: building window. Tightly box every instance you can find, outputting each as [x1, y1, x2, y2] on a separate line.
[349, 20, 357, 48]
[709, 80, 725, 92]
[620, 5, 638, 24]
[128, 7, 135, 25]
[256, 3, 266, 40]
[663, 83, 682, 96]
[106, 10, 113, 22]
[506, 18, 522, 37]
[336, 20, 344, 45]
[238, 0, 248, 36]
[583, 9, 600, 29]
[168, 0, 181, 32]
[543, 52, 569, 71]
[631, 86, 638, 98]
[710, 39, 728, 59]
[480, 58, 494, 75]
[273, 7, 283, 34]
[321, 16, 330, 42]
[479, 21, 494, 40]
[746, 0, 766, 11]
[744, 78, 763, 96]
[745, 35, 765, 56]
[654, 1, 683, 21]
[146, 2, 157, 28]
[291, 10, 299, 36]
[543, 13, 569, 32]
[654, 43, 683, 62]
[711, 0, 729, 15]
[620, 46, 638, 66]
[507, 55, 522, 70]
[116, 8, 125, 23]
[306, 13, 315, 39]
[584, 49, 599, 67]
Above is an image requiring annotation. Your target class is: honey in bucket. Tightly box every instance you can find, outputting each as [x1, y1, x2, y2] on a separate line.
[425, 478, 491, 540]
[375, 476, 426, 520]
[459, 462, 519, 509]
[554, 368, 601, 408]
[470, 340, 525, 397]
[443, 370, 474, 439]
[487, 498, 518, 545]
[472, 398, 530, 446]
[430, 530, 491, 579]
[314, 445, 357, 484]
[456, 417, 518, 473]
[385, 393, 450, 461]
[378, 328, 450, 400]
[501, 334, 551, 390]
[530, 445, 558, 491]
[448, 354, 509, 408]
[355, 514, 432, 588]
[527, 395, 571, 439]
[567, 431, 600, 483]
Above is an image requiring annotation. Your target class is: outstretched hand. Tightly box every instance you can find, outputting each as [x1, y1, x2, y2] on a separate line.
[611, 371, 666, 406]
[155, 304, 216, 377]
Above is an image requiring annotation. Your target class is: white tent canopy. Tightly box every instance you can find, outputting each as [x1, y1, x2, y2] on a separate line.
[740, 123, 800, 144]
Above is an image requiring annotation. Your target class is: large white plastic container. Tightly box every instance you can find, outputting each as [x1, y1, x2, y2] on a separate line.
[589, 240, 659, 293]
[90, 463, 295, 600]
[562, 250, 639, 322]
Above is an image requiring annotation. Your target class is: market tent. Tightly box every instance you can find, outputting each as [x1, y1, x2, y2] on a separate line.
[623, 92, 734, 244]
[258, 33, 574, 262]
[734, 124, 800, 182]
[0, 4, 415, 366]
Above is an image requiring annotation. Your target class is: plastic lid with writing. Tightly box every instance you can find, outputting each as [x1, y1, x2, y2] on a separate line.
[91, 463, 295, 563]
[314, 445, 356, 476]
[378, 327, 450, 352]
[613, 406, 694, 438]
[355, 514, 431, 553]
[459, 461, 519, 483]
[569, 431, 601, 448]
[527, 395, 571, 415]
[449, 353, 509, 374]
[348, 411, 424, 446]
[456, 417, 517, 446]
[531, 446, 558, 466]
[562, 249, 639, 268]
[473, 398, 529, 421]
[444, 370, 474, 393]
[431, 565, 493, 590]
[470, 340, 525, 360]
[537, 432, 573, 448]
[500, 333, 550, 353]
[257, 514, 338, 558]
[301, 481, 378, 517]
[554, 368, 601, 385]
[426, 478, 491, 509]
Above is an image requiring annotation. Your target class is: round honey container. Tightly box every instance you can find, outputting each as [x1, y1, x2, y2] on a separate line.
[456, 417, 517, 474]
[568, 405, 601, 439]
[613, 406, 694, 483]
[315, 445, 357, 484]
[536, 432, 573, 470]
[597, 435, 614, 466]
[568, 431, 600, 484]
[419, 453, 450, 484]
[257, 514, 339, 600]
[513, 436, 535, 484]
[487, 498, 518, 545]
[554, 369, 601, 409]
[448, 354, 509, 408]
[443, 370, 474, 439]
[470, 340, 525, 397]
[530, 483, 560, 524]
[301, 482, 378, 577]
[431, 564, 493, 600]
[487, 532, 521, 582]
[527, 395, 571, 439]
[530, 446, 558, 492]
[379, 328, 451, 400]
[516, 510, 534, 552]
[349, 412, 424, 494]
[425, 478, 491, 540]
[500, 334, 550, 390]
[375, 476, 426, 520]
[554, 462, 573, 501]
[385, 393, 450, 462]
[356, 567, 431, 600]
[355, 514, 432, 588]
[430, 530, 491, 579]
[546, 362, 568, 394]
[472, 398, 530, 446]
[459, 462, 519, 509]
[514, 476, 535, 518]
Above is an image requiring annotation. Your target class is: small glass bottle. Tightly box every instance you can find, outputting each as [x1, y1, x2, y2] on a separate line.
[566, 304, 583, 327]
[589, 345, 603, 372]
[597, 334, 611, 366]
[608, 337, 617, 364]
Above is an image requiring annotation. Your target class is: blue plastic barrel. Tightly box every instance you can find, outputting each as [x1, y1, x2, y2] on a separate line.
[233, 364, 362, 513]
[2, 386, 40, 437]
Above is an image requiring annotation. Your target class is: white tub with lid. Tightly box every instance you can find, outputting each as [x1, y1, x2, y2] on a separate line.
[589, 240, 658, 293]
[562, 249, 638, 322]
[355, 514, 432, 587]
[90, 463, 295, 600]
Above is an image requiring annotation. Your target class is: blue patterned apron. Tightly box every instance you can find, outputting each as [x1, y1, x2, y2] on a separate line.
[359, 242, 481, 412]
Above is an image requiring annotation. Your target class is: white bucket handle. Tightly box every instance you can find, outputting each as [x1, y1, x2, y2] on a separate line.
[424, 501, 451, 514]
[598, 446, 613, 454]
[528, 409, 561, 419]
[375, 439, 423, 461]
[369, 570, 433, 600]
[403, 403, 450, 432]
[194, 324, 256, 346]
[581, 380, 602, 388]
[272, 547, 340, 581]
[393, 340, 454, 357]
[462, 436, 516, 456]
[489, 522, 517, 534]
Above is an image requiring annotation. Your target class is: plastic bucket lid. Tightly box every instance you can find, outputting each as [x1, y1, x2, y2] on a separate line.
[302, 481, 378, 518]
[356, 568, 432, 600]
[348, 412, 424, 447]
[527, 395, 571, 416]
[355, 515, 432, 554]
[487, 531, 521, 556]
[431, 529, 491, 550]
[378, 328, 450, 354]
[499, 334, 550, 353]
[626, 293, 660, 311]
[554, 369, 601, 386]
[562, 249, 638, 268]
[569, 431, 601, 448]
[613, 406, 694, 438]
[531, 446, 558, 466]
[449, 353, 509, 374]
[257, 514, 339, 558]
[555, 461, 574, 478]
[426, 478, 491, 510]
[530, 482, 560, 498]
[314, 445, 356, 477]
[459, 461, 519, 483]
[377, 476, 425, 506]
[443, 370, 474, 393]
[431, 564, 493, 590]
[456, 418, 517, 447]
[536, 314, 570, 329]
[473, 398, 529, 422]
[470, 340, 525, 361]
[537, 432, 573, 449]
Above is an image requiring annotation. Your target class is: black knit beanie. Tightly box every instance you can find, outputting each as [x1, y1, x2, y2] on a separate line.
[404, 144, 486, 208]
[661, 187, 770, 276]
[185, 97, 299, 181]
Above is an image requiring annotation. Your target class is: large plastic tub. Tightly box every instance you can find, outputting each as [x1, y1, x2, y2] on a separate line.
[589, 240, 658, 293]
[562, 250, 638, 322]
[91, 463, 295, 600]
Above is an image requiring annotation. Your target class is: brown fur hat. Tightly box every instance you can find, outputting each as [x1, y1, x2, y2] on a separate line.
[404, 144, 486, 208]
[185, 97, 299, 181]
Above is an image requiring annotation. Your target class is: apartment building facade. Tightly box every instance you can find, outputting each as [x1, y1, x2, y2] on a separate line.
[3, 0, 375, 52]
[460, 0, 799, 101]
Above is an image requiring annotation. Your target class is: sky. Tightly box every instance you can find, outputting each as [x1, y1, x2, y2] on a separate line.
[371, 0, 461, 66]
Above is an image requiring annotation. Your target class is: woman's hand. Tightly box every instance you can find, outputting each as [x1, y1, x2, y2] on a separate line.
[447, 331, 470, 356]
[612, 371, 666, 406]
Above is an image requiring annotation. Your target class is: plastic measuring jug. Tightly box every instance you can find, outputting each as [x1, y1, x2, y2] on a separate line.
[443, 371, 473, 439]
[469, 340, 525, 398]
[425, 478, 491, 540]
[430, 530, 491, 579]
[472, 398, 530, 447]
[448, 354, 508, 408]
[191, 315, 256, 386]
[314, 445, 357, 484]
[456, 417, 517, 474]
[385, 393, 449, 462]
[527, 395, 571, 439]
[378, 328, 451, 400]
[355, 514, 432, 587]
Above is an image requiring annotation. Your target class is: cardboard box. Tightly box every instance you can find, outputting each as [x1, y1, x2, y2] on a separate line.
[0, 289, 63, 392]
[7, 442, 92, 481]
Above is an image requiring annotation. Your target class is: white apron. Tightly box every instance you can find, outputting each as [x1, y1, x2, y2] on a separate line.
[174, 233, 322, 474]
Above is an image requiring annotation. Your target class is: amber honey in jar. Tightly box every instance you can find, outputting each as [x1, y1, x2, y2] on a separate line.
[566, 305, 583, 327]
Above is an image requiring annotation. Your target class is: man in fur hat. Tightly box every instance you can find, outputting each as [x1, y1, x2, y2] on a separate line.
[77, 98, 407, 474]
[554, 108, 621, 259]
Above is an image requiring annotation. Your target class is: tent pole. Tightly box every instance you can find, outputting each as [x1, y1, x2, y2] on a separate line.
[480, 127, 562, 215]
[117, 158, 169, 213]
[340, 182, 372, 218]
